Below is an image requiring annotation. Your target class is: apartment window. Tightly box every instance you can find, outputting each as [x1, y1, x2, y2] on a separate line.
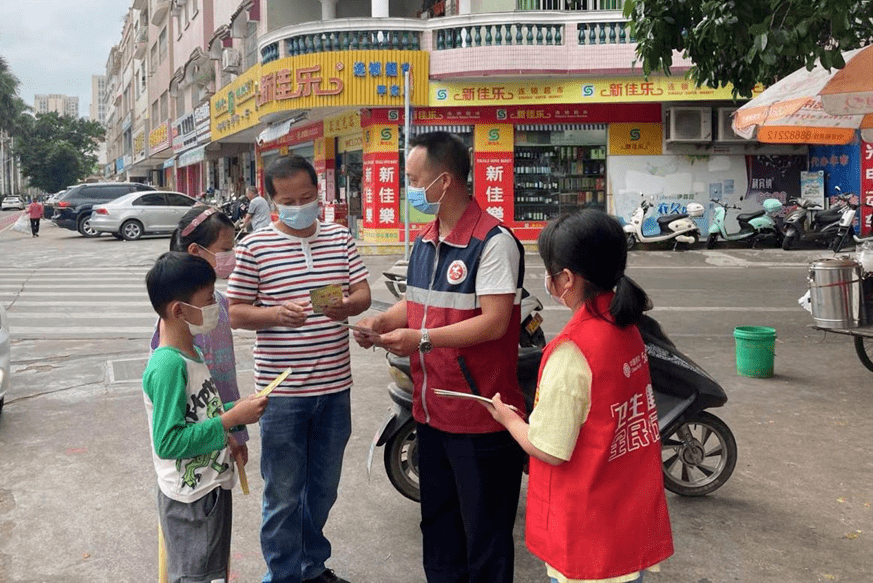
[190, 86, 199, 109]
[134, 69, 140, 99]
[176, 92, 185, 118]
[150, 43, 158, 74]
[244, 22, 258, 70]
[151, 100, 159, 122]
[141, 68, 146, 94]
[160, 91, 168, 120]
[191, 0, 199, 18]
[159, 28, 167, 63]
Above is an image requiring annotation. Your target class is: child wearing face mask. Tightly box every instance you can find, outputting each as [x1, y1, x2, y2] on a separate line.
[150, 206, 250, 460]
[143, 252, 268, 583]
[484, 210, 674, 583]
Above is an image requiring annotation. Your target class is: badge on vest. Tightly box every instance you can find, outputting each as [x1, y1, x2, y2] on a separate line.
[446, 260, 468, 285]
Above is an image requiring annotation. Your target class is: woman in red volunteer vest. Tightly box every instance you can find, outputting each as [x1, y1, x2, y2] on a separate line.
[486, 210, 673, 583]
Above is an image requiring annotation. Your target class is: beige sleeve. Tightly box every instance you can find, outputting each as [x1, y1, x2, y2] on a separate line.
[528, 341, 592, 462]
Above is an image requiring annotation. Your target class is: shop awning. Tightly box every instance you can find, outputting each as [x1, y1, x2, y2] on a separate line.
[516, 124, 607, 131]
[257, 118, 296, 145]
[410, 125, 474, 134]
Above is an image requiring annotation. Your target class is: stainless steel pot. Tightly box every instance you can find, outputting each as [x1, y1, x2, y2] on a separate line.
[808, 257, 863, 329]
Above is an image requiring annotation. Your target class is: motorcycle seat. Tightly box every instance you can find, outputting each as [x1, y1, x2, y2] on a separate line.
[657, 214, 687, 225]
[814, 208, 842, 225]
[737, 210, 766, 222]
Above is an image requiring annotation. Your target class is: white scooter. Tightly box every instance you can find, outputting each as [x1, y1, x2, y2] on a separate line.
[624, 194, 705, 250]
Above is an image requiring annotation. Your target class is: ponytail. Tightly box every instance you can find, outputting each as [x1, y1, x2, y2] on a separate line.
[609, 275, 651, 328]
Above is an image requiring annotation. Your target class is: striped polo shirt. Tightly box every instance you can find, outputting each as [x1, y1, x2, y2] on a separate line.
[226, 221, 369, 397]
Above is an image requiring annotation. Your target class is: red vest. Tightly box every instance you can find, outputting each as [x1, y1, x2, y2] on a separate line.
[406, 200, 525, 433]
[525, 293, 673, 579]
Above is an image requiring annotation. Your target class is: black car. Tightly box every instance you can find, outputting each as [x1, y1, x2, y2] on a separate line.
[52, 183, 155, 237]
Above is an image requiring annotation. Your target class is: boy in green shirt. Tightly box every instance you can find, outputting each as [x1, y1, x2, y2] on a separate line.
[143, 251, 268, 583]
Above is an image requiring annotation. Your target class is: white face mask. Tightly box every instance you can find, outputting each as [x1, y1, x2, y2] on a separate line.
[544, 272, 570, 308]
[181, 302, 220, 335]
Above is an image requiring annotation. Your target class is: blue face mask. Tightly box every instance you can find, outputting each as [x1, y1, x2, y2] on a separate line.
[407, 173, 446, 215]
[276, 200, 319, 230]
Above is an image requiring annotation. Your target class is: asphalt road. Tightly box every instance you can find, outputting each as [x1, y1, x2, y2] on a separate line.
[0, 215, 871, 583]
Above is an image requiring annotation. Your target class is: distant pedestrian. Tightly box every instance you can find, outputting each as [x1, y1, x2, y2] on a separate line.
[27, 199, 44, 237]
[241, 186, 271, 232]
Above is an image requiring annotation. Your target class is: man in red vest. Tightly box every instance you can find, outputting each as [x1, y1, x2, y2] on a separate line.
[356, 131, 526, 583]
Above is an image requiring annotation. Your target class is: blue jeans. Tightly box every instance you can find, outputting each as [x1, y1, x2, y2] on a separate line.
[549, 574, 642, 583]
[259, 391, 352, 583]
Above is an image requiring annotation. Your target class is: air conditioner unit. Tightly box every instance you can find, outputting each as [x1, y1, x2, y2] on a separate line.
[665, 107, 712, 142]
[221, 48, 241, 74]
[716, 107, 748, 143]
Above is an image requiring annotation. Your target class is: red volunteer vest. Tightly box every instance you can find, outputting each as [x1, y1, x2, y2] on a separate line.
[406, 200, 525, 433]
[525, 293, 673, 580]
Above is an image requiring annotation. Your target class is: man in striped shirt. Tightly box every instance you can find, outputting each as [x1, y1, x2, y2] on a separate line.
[227, 155, 371, 583]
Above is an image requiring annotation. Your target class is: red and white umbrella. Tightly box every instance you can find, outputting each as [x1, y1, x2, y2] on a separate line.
[733, 45, 873, 144]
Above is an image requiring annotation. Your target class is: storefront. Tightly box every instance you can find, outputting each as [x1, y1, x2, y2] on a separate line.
[211, 64, 262, 200]
[148, 119, 174, 188]
[172, 102, 211, 197]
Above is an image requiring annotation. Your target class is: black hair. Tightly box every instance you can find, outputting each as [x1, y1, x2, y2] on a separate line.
[264, 155, 318, 198]
[538, 210, 650, 328]
[409, 131, 470, 184]
[146, 251, 216, 318]
[170, 204, 235, 252]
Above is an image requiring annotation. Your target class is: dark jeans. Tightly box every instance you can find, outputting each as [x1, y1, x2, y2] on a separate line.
[418, 423, 524, 583]
[30, 218, 39, 235]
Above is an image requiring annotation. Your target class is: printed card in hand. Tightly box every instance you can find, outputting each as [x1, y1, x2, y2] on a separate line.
[310, 284, 343, 314]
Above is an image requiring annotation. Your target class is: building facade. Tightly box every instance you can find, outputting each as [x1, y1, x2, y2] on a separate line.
[89, 75, 108, 124]
[34, 94, 79, 117]
[98, 0, 822, 242]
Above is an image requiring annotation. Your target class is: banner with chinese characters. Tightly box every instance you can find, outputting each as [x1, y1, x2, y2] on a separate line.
[430, 77, 762, 106]
[314, 138, 336, 203]
[363, 103, 661, 125]
[149, 120, 171, 154]
[862, 140, 873, 236]
[474, 125, 514, 224]
[257, 51, 428, 118]
[362, 125, 400, 235]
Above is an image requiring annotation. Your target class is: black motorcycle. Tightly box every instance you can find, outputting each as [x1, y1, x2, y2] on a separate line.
[781, 197, 844, 250]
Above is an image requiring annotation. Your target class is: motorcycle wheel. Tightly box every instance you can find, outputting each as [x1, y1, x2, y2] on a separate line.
[661, 411, 737, 497]
[626, 233, 637, 250]
[853, 336, 873, 373]
[384, 418, 421, 502]
[782, 227, 798, 251]
[706, 233, 718, 249]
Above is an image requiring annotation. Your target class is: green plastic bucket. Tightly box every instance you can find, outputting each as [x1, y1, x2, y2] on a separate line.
[734, 326, 776, 378]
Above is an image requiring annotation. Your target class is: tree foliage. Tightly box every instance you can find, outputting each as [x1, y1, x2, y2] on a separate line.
[624, 0, 873, 98]
[0, 54, 28, 135]
[14, 112, 105, 193]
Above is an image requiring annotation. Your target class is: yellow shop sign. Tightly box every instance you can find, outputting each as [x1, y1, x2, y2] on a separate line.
[211, 64, 262, 140]
[257, 50, 428, 116]
[609, 123, 663, 155]
[430, 77, 763, 106]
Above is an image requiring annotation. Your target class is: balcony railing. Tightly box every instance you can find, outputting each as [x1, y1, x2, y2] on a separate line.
[260, 12, 631, 62]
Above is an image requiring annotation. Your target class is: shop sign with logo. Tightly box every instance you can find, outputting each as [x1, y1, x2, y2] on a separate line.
[338, 133, 363, 152]
[324, 110, 361, 137]
[362, 124, 399, 231]
[257, 50, 428, 117]
[178, 144, 206, 168]
[149, 120, 172, 153]
[608, 123, 663, 155]
[172, 112, 198, 152]
[364, 103, 661, 125]
[473, 125, 514, 223]
[133, 131, 147, 162]
[212, 63, 261, 140]
[430, 78, 763, 106]
[163, 157, 176, 170]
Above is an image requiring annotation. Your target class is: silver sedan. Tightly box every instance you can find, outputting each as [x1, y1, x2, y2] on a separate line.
[90, 191, 198, 240]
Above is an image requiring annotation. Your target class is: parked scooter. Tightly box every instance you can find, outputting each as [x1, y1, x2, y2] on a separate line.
[781, 196, 845, 250]
[706, 198, 784, 249]
[624, 194, 705, 250]
[367, 266, 737, 501]
[830, 190, 873, 252]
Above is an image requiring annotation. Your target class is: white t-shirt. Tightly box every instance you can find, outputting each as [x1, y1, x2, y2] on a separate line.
[247, 196, 272, 231]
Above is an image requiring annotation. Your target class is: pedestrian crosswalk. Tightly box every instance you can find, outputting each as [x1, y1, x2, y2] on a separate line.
[0, 267, 231, 339]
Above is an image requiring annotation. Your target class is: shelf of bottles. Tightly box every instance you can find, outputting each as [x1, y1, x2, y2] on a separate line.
[514, 145, 606, 222]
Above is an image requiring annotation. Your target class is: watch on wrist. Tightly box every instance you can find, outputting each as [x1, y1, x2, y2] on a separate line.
[419, 329, 433, 353]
